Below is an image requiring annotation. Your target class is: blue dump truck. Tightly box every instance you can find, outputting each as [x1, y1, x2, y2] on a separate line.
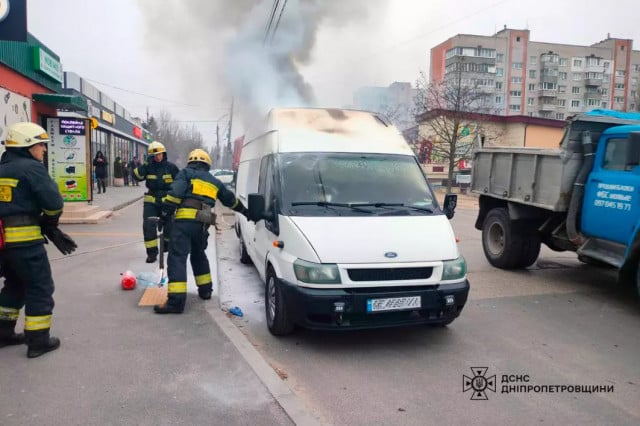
[471, 109, 640, 294]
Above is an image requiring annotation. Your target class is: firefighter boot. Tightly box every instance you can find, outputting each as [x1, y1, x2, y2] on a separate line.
[198, 287, 212, 300]
[0, 321, 25, 348]
[26, 332, 61, 359]
[153, 303, 184, 314]
[146, 254, 157, 263]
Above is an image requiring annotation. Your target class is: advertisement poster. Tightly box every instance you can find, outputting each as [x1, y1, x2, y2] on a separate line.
[46, 117, 91, 201]
[0, 87, 31, 157]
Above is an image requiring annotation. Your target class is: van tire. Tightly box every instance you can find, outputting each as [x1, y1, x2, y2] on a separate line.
[239, 236, 252, 265]
[265, 267, 294, 336]
[482, 207, 540, 269]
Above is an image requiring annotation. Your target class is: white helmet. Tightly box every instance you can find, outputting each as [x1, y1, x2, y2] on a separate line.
[4, 122, 50, 148]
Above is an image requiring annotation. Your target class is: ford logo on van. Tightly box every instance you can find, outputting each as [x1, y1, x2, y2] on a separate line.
[384, 252, 398, 258]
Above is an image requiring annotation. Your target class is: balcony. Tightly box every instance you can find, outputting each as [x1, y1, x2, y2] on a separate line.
[537, 90, 558, 98]
[585, 78, 603, 87]
[539, 103, 557, 111]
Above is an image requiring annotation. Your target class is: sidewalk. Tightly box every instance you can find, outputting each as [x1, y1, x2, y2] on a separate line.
[88, 184, 147, 212]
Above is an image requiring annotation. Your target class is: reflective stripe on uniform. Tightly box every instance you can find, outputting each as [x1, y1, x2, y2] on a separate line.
[168, 282, 187, 294]
[162, 174, 173, 183]
[4, 226, 43, 243]
[195, 273, 212, 286]
[42, 208, 62, 216]
[144, 195, 156, 203]
[191, 179, 218, 199]
[175, 208, 197, 220]
[0, 306, 20, 321]
[0, 178, 18, 187]
[147, 175, 158, 180]
[25, 314, 52, 331]
[165, 194, 181, 205]
[231, 198, 239, 209]
[134, 168, 144, 179]
[145, 239, 158, 248]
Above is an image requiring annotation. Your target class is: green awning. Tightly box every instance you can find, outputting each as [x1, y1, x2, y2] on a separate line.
[33, 93, 87, 112]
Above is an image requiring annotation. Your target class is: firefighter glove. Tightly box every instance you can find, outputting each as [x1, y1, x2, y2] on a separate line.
[43, 226, 77, 255]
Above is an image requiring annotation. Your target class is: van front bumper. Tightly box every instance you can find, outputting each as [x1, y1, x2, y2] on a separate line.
[278, 279, 470, 330]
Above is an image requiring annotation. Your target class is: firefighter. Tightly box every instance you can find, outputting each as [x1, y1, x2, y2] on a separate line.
[0, 122, 77, 358]
[154, 149, 251, 314]
[133, 141, 180, 263]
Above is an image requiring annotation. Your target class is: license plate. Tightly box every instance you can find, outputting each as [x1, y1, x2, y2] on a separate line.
[366, 296, 421, 313]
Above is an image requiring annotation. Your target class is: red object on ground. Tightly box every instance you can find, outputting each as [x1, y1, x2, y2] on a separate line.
[121, 270, 136, 290]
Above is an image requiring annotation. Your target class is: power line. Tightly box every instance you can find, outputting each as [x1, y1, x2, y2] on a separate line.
[263, 0, 280, 45]
[270, 0, 288, 44]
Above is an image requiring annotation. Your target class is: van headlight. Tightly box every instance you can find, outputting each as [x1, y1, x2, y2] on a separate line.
[442, 257, 466, 281]
[293, 259, 341, 284]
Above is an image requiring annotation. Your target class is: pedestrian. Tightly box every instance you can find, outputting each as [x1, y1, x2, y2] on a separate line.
[93, 151, 108, 194]
[0, 122, 77, 358]
[129, 157, 139, 186]
[133, 141, 179, 263]
[153, 149, 251, 314]
[123, 157, 130, 186]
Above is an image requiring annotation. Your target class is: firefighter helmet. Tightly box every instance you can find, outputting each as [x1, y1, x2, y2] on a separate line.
[148, 141, 166, 155]
[4, 122, 50, 148]
[187, 149, 212, 166]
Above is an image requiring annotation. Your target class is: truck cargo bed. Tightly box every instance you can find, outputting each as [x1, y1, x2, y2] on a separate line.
[471, 148, 575, 212]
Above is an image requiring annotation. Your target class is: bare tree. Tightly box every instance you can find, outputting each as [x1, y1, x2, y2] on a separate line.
[414, 67, 495, 192]
[151, 110, 207, 167]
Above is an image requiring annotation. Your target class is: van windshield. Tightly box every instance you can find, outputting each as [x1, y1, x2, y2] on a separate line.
[279, 153, 437, 216]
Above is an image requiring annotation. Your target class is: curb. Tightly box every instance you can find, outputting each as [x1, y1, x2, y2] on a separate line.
[210, 232, 322, 426]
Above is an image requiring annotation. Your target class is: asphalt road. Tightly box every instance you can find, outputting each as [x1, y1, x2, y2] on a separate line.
[0, 201, 292, 426]
[217, 205, 640, 426]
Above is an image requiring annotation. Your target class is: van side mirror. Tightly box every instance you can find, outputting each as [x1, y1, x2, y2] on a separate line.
[443, 193, 457, 220]
[627, 132, 640, 169]
[248, 193, 265, 222]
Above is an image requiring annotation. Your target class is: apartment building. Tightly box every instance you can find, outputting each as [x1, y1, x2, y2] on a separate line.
[353, 81, 417, 130]
[430, 27, 640, 119]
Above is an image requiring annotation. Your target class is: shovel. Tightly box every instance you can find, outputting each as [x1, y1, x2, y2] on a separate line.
[138, 216, 168, 307]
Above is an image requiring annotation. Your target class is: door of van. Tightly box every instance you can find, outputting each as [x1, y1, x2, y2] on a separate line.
[253, 155, 280, 281]
[582, 134, 640, 244]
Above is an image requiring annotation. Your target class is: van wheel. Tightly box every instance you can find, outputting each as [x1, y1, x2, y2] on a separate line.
[482, 207, 540, 269]
[265, 268, 294, 336]
[239, 236, 251, 265]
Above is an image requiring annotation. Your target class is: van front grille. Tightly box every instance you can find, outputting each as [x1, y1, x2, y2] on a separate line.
[347, 267, 433, 282]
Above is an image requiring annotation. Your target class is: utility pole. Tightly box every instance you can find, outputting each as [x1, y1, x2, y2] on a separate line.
[225, 98, 234, 169]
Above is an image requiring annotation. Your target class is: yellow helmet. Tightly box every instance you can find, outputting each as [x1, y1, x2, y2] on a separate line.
[148, 141, 166, 155]
[187, 149, 211, 166]
[4, 122, 50, 148]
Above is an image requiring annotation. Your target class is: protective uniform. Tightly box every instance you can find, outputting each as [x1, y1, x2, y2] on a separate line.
[154, 149, 250, 314]
[0, 122, 76, 358]
[133, 141, 180, 263]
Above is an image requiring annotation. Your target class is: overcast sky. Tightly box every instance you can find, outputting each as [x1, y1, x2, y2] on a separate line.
[27, 0, 640, 144]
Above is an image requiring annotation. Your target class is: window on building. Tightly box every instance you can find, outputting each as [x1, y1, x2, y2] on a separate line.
[557, 99, 566, 107]
[510, 90, 522, 97]
[634, 65, 640, 72]
[556, 113, 565, 120]
[572, 73, 582, 81]
[572, 87, 581, 94]
[516, 36, 521, 42]
[512, 62, 523, 69]
[528, 83, 536, 91]
[496, 53, 504, 63]
[527, 97, 534, 106]
[571, 100, 580, 107]
[601, 88, 608, 95]
[496, 67, 503, 77]
[559, 71, 567, 80]
[615, 96, 625, 103]
[616, 70, 626, 77]
[530, 56, 537, 65]
[602, 102, 608, 108]
[586, 57, 600, 66]
[529, 70, 536, 78]
[559, 58, 568, 66]
[510, 104, 521, 111]
[615, 83, 625, 90]
[573, 59, 583, 67]
[586, 98, 600, 106]
[495, 96, 502, 104]
[541, 82, 557, 90]
[558, 85, 567, 93]
[604, 61, 610, 69]
[511, 76, 522, 84]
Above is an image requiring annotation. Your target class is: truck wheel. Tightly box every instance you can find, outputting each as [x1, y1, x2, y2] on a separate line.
[265, 267, 295, 336]
[239, 235, 252, 265]
[482, 207, 540, 269]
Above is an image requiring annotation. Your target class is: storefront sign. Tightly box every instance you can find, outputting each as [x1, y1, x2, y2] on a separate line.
[0, 87, 31, 158]
[46, 117, 91, 201]
[33, 46, 63, 83]
[101, 110, 114, 124]
[0, 0, 27, 42]
[133, 126, 142, 138]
